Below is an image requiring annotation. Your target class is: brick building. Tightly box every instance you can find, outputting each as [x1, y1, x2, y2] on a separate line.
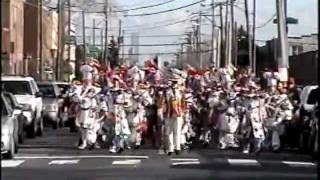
[1, 0, 25, 75]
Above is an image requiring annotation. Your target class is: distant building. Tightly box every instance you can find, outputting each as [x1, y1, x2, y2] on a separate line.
[256, 33, 318, 73]
[24, 1, 61, 80]
[1, 0, 25, 75]
[287, 34, 318, 56]
[289, 50, 318, 85]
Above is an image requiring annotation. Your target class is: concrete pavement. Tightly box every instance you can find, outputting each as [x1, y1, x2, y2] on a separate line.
[1, 127, 317, 180]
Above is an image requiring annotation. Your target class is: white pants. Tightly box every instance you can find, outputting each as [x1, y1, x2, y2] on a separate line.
[130, 125, 143, 146]
[271, 123, 285, 150]
[166, 116, 183, 152]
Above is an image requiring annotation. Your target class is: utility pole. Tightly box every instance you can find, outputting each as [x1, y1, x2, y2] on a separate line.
[276, 0, 289, 82]
[103, 0, 109, 66]
[244, 0, 252, 72]
[199, 12, 202, 69]
[211, 0, 217, 66]
[284, 0, 288, 33]
[219, 5, 225, 68]
[39, 0, 43, 80]
[56, 0, 61, 80]
[68, 0, 71, 82]
[224, 0, 229, 67]
[211, 0, 216, 65]
[82, 11, 86, 60]
[234, 22, 238, 67]
[252, 0, 257, 74]
[122, 30, 125, 63]
[59, 1, 65, 81]
[100, 29, 104, 63]
[93, 19, 96, 47]
[230, 0, 235, 66]
[118, 19, 122, 39]
[180, 43, 184, 69]
[118, 19, 122, 64]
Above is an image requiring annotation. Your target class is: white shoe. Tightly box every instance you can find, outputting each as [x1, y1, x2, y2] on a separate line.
[78, 143, 87, 150]
[109, 146, 117, 153]
[242, 149, 249, 154]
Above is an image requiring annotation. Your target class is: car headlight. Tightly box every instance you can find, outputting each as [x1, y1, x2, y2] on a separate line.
[1, 128, 10, 136]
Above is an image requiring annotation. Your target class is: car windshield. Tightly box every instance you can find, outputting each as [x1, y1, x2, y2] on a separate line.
[2, 81, 32, 95]
[56, 84, 70, 94]
[307, 88, 319, 105]
[38, 84, 57, 98]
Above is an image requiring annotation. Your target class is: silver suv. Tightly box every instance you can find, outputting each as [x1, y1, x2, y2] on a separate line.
[2, 75, 44, 138]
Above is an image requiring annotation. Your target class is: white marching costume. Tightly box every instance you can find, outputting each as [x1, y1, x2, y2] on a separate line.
[76, 86, 101, 149]
[109, 91, 132, 153]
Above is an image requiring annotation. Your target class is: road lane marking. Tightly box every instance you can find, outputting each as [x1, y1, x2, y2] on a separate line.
[48, 160, 80, 165]
[171, 158, 199, 161]
[112, 159, 141, 165]
[171, 161, 201, 166]
[282, 161, 316, 167]
[1, 160, 25, 168]
[14, 155, 149, 159]
[171, 158, 200, 166]
[227, 159, 261, 166]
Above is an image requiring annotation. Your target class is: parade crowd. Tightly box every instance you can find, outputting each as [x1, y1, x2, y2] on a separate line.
[62, 58, 317, 156]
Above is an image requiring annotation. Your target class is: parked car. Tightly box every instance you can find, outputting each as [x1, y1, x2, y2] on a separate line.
[2, 75, 44, 138]
[37, 82, 63, 129]
[1, 93, 19, 159]
[55, 81, 70, 97]
[299, 85, 319, 153]
[2, 91, 31, 144]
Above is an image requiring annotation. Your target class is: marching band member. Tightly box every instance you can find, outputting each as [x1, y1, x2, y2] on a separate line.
[164, 75, 186, 155]
[76, 86, 99, 150]
[109, 88, 131, 153]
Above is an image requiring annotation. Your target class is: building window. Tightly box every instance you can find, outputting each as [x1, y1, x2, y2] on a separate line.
[292, 45, 304, 55]
[292, 46, 298, 55]
[298, 46, 304, 54]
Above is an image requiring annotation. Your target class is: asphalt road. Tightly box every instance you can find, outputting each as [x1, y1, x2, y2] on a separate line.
[1, 127, 318, 180]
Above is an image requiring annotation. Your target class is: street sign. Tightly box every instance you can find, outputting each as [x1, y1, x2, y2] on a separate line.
[273, 17, 298, 24]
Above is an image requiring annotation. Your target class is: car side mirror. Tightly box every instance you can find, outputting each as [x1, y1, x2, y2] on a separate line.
[35, 92, 43, 97]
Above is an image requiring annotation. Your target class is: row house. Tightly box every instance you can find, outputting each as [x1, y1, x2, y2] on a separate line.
[1, 0, 25, 75]
[24, 0, 59, 80]
[2, 0, 74, 81]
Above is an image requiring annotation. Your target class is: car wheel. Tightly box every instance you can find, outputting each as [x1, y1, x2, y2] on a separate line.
[4, 138, 15, 159]
[37, 118, 44, 136]
[14, 141, 18, 154]
[26, 119, 36, 138]
[52, 119, 58, 129]
[58, 117, 64, 128]
[18, 121, 24, 144]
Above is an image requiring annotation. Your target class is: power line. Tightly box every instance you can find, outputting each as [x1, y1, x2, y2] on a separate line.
[69, 0, 204, 16]
[256, 13, 277, 29]
[124, 18, 191, 31]
[112, 0, 176, 12]
[125, 0, 205, 16]
[121, 43, 205, 47]
[112, 0, 162, 8]
[119, 49, 213, 55]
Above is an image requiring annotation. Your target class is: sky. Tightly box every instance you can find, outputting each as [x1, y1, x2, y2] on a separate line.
[68, 0, 318, 65]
